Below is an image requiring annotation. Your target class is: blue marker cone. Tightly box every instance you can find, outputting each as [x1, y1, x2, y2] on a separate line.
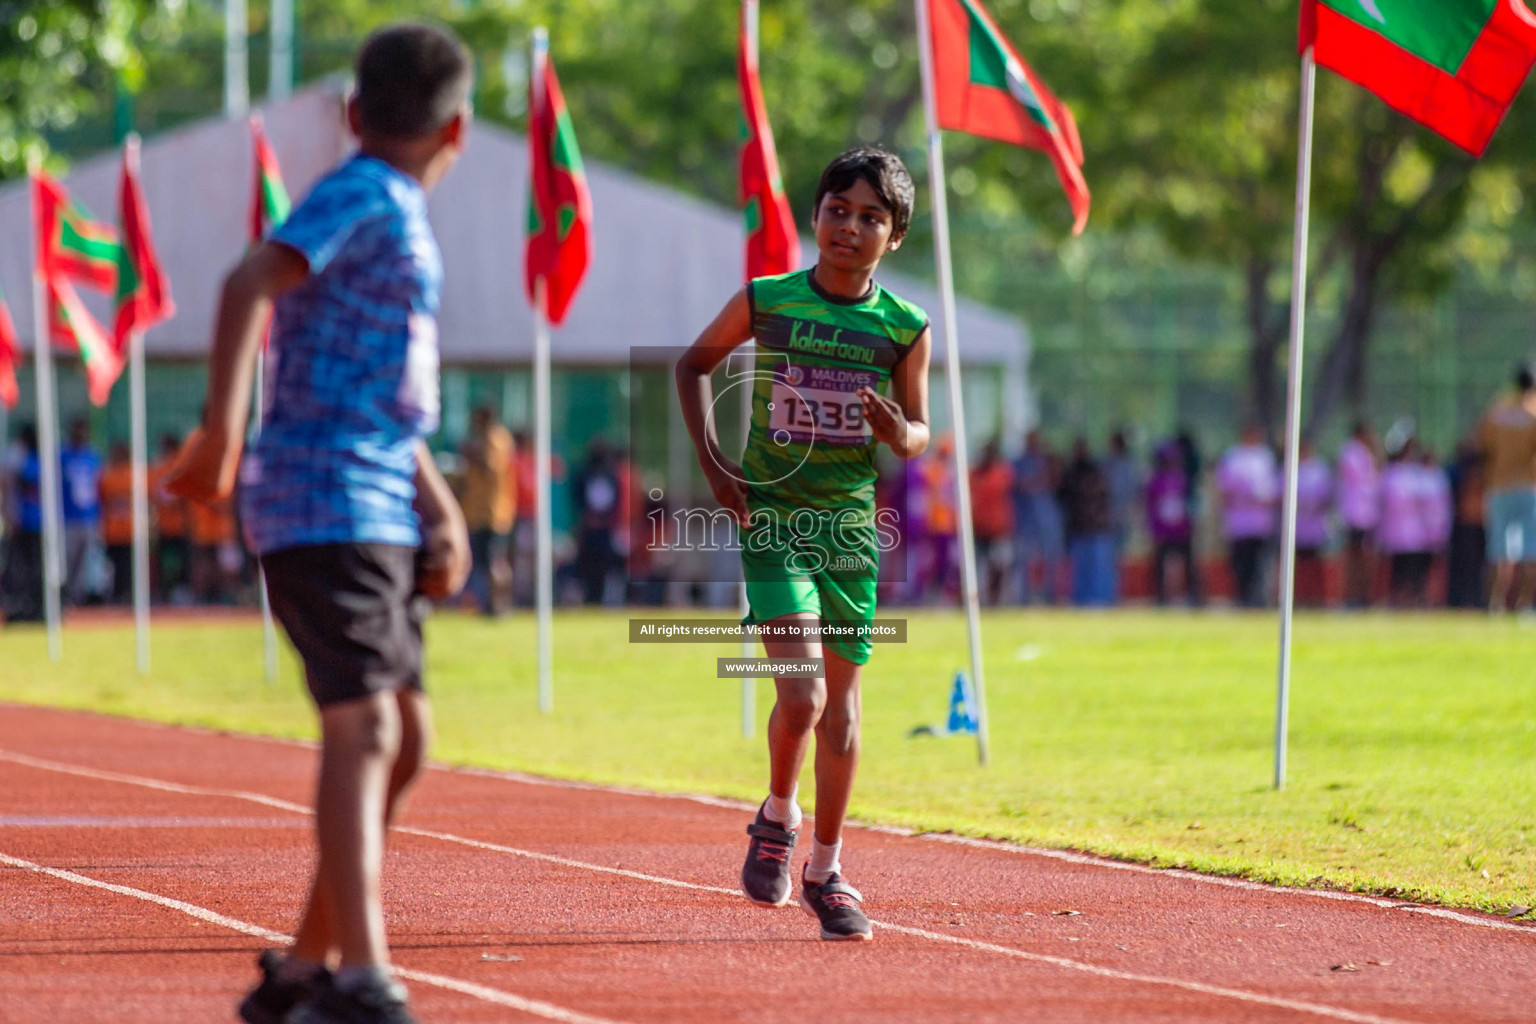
[947, 670, 978, 735]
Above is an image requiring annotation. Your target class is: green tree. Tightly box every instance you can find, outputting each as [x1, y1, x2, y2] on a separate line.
[1112, 0, 1535, 437]
[0, 0, 157, 178]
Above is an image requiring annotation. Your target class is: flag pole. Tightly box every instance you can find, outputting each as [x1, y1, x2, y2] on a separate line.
[224, 0, 249, 118]
[914, 0, 990, 766]
[738, 0, 761, 741]
[123, 137, 153, 674]
[534, 277, 554, 715]
[268, 0, 293, 102]
[254, 350, 279, 685]
[532, 27, 555, 716]
[28, 177, 63, 661]
[1274, 48, 1318, 791]
[128, 326, 151, 673]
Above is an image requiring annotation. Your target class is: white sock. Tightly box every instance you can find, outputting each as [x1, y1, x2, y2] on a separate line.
[803, 838, 842, 883]
[764, 788, 801, 830]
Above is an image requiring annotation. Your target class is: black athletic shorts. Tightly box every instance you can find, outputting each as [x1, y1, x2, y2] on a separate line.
[261, 543, 427, 707]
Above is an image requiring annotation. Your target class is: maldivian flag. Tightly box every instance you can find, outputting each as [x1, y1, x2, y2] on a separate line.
[32, 169, 126, 405]
[926, 0, 1090, 234]
[525, 38, 593, 327]
[114, 137, 175, 351]
[738, 2, 800, 281]
[0, 287, 19, 410]
[49, 278, 123, 407]
[250, 115, 291, 243]
[1301, 1, 1536, 156]
[32, 169, 121, 293]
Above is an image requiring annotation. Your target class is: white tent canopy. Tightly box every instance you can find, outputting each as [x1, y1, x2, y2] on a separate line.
[0, 84, 1029, 374]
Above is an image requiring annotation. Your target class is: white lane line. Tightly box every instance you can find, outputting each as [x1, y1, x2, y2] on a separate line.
[870, 920, 1416, 1024]
[890, 830, 1536, 933]
[398, 825, 742, 898]
[442, 765, 1536, 937]
[13, 712, 1528, 936]
[0, 850, 631, 1024]
[0, 749, 1430, 1023]
[5, 745, 1533, 937]
[0, 816, 305, 828]
[0, 749, 311, 813]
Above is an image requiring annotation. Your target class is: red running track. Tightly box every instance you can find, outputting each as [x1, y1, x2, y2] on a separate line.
[0, 703, 1532, 1023]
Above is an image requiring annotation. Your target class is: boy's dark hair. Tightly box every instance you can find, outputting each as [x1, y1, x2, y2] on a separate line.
[354, 23, 473, 139]
[813, 147, 915, 240]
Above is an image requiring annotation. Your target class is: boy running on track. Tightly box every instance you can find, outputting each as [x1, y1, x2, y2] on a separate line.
[162, 23, 472, 1024]
[676, 147, 931, 941]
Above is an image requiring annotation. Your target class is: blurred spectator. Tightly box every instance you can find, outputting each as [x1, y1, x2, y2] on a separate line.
[511, 429, 536, 605]
[1293, 439, 1333, 608]
[60, 418, 103, 606]
[1379, 440, 1434, 607]
[630, 485, 672, 605]
[1, 425, 43, 622]
[189, 493, 240, 605]
[1216, 424, 1279, 608]
[915, 435, 958, 603]
[1146, 441, 1200, 606]
[1176, 429, 1203, 509]
[571, 439, 622, 605]
[1012, 430, 1065, 605]
[613, 446, 647, 601]
[1102, 428, 1141, 559]
[459, 407, 515, 616]
[1446, 438, 1488, 609]
[149, 433, 190, 602]
[1059, 438, 1116, 606]
[1421, 446, 1453, 598]
[883, 457, 920, 603]
[1475, 363, 1536, 613]
[969, 439, 1015, 605]
[509, 428, 565, 606]
[1337, 421, 1381, 608]
[98, 443, 135, 605]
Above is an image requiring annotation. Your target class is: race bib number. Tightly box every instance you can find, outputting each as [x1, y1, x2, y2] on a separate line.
[768, 365, 878, 446]
[399, 313, 441, 434]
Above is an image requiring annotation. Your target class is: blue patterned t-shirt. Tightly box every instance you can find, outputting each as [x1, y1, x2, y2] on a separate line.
[240, 155, 443, 556]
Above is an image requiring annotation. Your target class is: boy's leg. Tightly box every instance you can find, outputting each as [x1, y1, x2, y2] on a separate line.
[315, 691, 402, 969]
[288, 688, 433, 966]
[799, 646, 873, 942]
[738, 612, 822, 907]
[759, 612, 826, 803]
[810, 649, 861, 853]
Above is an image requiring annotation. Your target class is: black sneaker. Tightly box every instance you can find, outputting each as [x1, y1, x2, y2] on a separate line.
[237, 950, 328, 1024]
[286, 972, 419, 1024]
[800, 869, 873, 941]
[741, 803, 800, 907]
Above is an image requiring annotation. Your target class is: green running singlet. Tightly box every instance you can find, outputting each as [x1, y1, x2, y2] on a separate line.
[732, 269, 928, 664]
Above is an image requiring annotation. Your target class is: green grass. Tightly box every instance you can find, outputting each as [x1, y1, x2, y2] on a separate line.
[3, 609, 1534, 915]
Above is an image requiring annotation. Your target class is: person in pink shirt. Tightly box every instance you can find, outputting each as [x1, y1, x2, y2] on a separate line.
[1293, 439, 1333, 607]
[1379, 439, 1433, 607]
[1337, 421, 1381, 607]
[1145, 442, 1200, 606]
[1420, 447, 1453, 603]
[1216, 424, 1279, 608]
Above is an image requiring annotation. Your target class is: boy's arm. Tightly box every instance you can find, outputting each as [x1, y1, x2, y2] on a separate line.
[413, 440, 472, 599]
[859, 326, 931, 460]
[674, 289, 754, 523]
[160, 242, 309, 502]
